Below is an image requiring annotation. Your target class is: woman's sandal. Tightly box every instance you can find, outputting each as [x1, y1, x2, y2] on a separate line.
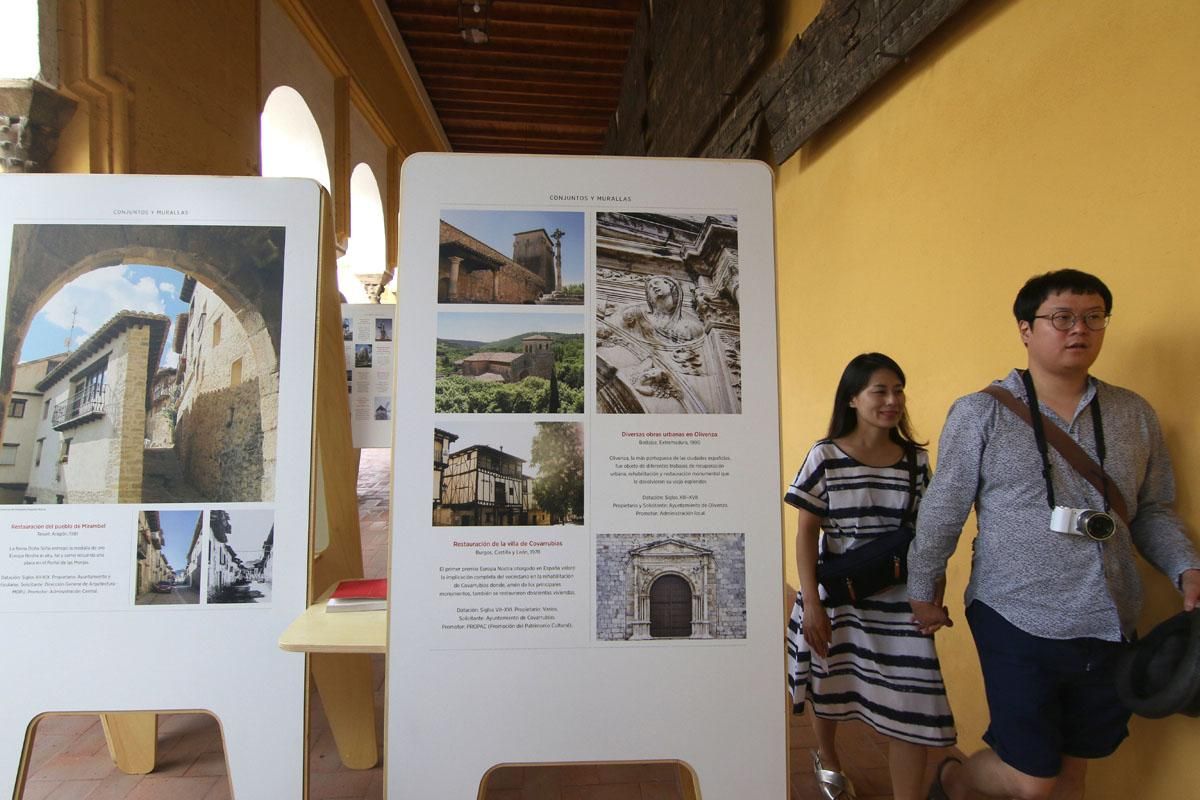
[811, 750, 856, 800]
[926, 755, 961, 800]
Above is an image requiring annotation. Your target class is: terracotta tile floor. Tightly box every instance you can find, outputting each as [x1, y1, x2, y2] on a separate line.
[18, 449, 955, 798]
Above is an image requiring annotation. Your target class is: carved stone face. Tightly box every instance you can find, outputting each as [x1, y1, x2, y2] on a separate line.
[645, 276, 679, 311]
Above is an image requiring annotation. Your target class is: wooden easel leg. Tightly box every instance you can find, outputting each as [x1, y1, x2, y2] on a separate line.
[311, 652, 378, 769]
[100, 712, 158, 774]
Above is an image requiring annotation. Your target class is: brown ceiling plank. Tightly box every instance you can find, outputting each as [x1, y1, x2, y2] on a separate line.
[423, 76, 620, 101]
[407, 49, 626, 77]
[451, 130, 601, 146]
[391, 0, 638, 28]
[391, 14, 637, 46]
[417, 62, 620, 86]
[431, 87, 618, 111]
[401, 31, 631, 62]
[441, 118, 606, 137]
[436, 104, 613, 124]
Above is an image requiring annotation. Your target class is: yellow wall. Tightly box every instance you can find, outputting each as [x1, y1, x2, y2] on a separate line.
[775, 1, 1200, 795]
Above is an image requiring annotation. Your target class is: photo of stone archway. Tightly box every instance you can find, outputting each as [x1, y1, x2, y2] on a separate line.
[0, 224, 284, 504]
[595, 211, 741, 414]
[596, 533, 746, 641]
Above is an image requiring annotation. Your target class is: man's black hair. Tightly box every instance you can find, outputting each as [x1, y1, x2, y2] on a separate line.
[1012, 269, 1112, 323]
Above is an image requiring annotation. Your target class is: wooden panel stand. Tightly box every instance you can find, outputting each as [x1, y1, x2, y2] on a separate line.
[100, 713, 157, 775]
[310, 654, 378, 770]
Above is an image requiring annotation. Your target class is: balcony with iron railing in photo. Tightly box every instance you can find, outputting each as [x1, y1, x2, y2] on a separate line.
[52, 385, 107, 431]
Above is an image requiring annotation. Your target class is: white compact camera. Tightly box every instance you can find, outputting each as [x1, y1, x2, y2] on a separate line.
[1050, 506, 1116, 541]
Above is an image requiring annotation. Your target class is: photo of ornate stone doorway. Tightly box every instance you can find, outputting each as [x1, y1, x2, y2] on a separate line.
[596, 533, 747, 641]
[648, 573, 693, 638]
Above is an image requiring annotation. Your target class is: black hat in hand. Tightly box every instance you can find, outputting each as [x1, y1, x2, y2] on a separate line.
[1116, 609, 1200, 719]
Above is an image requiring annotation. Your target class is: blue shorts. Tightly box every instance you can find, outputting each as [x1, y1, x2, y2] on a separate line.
[966, 601, 1130, 778]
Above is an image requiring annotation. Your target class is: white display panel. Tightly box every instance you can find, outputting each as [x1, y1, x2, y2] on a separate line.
[342, 302, 396, 448]
[389, 154, 784, 798]
[0, 175, 321, 798]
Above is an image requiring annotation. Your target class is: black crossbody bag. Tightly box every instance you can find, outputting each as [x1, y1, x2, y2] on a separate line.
[816, 447, 918, 607]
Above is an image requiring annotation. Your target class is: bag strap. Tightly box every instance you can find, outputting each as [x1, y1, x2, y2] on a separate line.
[900, 445, 919, 528]
[981, 384, 1130, 526]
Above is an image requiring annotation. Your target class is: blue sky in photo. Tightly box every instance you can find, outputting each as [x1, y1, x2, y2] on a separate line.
[440, 209, 585, 285]
[19, 265, 188, 367]
[158, 510, 201, 573]
[437, 311, 584, 343]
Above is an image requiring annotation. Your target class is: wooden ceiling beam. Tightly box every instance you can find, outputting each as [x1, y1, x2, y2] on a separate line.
[390, 14, 636, 46]
[408, 49, 626, 76]
[389, 1, 638, 28]
[389, 0, 638, 157]
[418, 62, 620, 86]
[435, 103, 613, 124]
[450, 132, 602, 150]
[423, 76, 619, 102]
[430, 87, 617, 111]
[440, 117, 605, 138]
[401, 31, 631, 62]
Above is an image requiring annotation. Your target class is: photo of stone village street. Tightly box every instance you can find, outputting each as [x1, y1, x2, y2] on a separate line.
[0, 224, 286, 507]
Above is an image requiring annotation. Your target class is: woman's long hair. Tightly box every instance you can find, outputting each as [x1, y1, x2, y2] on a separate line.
[826, 352, 925, 447]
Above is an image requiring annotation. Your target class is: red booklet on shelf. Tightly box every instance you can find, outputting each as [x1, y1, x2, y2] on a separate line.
[326, 578, 387, 613]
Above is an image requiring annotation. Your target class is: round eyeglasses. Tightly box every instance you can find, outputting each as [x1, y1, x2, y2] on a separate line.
[1034, 311, 1111, 331]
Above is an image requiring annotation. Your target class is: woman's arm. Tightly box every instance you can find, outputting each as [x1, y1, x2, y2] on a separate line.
[795, 507, 832, 657]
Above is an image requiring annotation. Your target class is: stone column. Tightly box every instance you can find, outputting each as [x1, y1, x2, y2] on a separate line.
[550, 228, 565, 292]
[490, 267, 498, 302]
[447, 256, 462, 301]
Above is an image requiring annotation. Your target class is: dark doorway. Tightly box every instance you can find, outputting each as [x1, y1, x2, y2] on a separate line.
[649, 575, 692, 638]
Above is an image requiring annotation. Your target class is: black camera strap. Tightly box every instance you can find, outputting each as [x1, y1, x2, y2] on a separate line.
[1020, 369, 1109, 514]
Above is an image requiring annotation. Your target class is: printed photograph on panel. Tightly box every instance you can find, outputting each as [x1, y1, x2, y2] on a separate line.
[374, 316, 393, 342]
[595, 533, 746, 640]
[438, 210, 584, 305]
[206, 508, 274, 604]
[434, 420, 584, 526]
[134, 509, 203, 605]
[435, 311, 583, 413]
[0, 225, 286, 505]
[595, 212, 741, 414]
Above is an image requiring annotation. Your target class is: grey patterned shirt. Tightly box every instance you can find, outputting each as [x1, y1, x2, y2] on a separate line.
[908, 369, 1200, 640]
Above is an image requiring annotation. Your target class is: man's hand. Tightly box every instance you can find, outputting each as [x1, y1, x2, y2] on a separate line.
[910, 598, 953, 635]
[1181, 569, 1200, 612]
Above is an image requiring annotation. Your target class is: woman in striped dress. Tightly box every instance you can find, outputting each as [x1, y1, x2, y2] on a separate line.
[786, 353, 955, 800]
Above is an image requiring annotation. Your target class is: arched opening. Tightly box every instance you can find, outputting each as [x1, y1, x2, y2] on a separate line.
[1, 225, 284, 505]
[649, 574, 692, 638]
[338, 163, 385, 303]
[260, 85, 330, 190]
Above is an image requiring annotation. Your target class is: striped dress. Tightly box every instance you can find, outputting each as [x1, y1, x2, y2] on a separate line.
[785, 440, 956, 746]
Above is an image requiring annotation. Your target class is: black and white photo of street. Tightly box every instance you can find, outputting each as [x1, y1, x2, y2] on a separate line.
[206, 509, 274, 604]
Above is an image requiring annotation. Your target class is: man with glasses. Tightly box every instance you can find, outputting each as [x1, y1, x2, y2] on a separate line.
[907, 269, 1200, 800]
